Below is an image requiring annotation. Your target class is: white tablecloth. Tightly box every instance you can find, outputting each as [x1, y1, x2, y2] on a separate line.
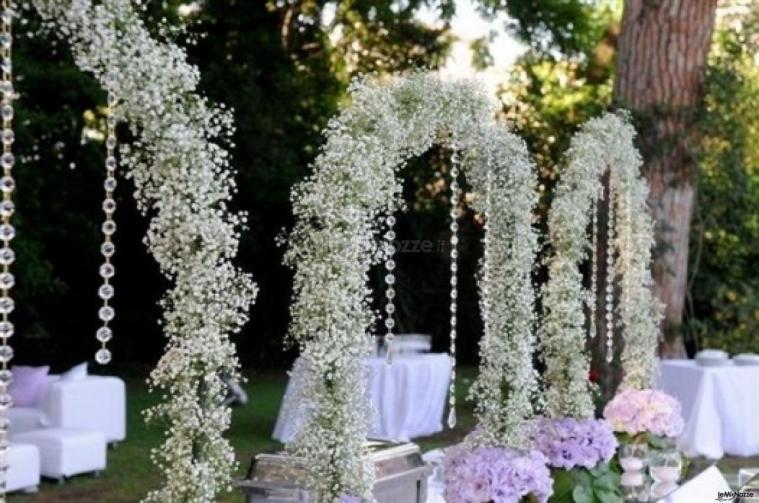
[658, 359, 759, 459]
[273, 353, 452, 443]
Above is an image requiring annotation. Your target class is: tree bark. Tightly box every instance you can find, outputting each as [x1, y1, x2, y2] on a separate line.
[613, 0, 719, 357]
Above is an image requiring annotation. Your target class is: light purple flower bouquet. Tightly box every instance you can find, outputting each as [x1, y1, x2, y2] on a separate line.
[603, 388, 685, 438]
[532, 417, 618, 470]
[443, 445, 553, 503]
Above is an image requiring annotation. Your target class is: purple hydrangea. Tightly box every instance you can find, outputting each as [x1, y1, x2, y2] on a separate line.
[532, 417, 618, 470]
[443, 445, 553, 503]
[603, 388, 685, 438]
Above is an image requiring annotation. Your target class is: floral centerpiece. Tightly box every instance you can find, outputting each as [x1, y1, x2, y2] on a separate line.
[532, 418, 621, 503]
[443, 445, 553, 503]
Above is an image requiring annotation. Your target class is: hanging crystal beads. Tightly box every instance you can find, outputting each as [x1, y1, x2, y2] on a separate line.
[589, 189, 600, 340]
[605, 180, 616, 363]
[0, 2, 13, 495]
[383, 214, 397, 365]
[96, 76, 118, 366]
[447, 146, 461, 429]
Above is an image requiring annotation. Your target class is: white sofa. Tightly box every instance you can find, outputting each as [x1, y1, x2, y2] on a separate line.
[13, 428, 106, 481]
[6, 443, 40, 493]
[8, 375, 126, 444]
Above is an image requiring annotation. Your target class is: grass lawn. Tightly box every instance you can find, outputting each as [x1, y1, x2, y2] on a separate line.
[8, 368, 475, 503]
[8, 367, 755, 501]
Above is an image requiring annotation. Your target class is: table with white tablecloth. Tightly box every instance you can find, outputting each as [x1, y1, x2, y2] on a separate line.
[657, 359, 759, 459]
[273, 353, 452, 443]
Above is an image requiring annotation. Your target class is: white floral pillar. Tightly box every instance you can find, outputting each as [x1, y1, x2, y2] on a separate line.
[30, 1, 257, 501]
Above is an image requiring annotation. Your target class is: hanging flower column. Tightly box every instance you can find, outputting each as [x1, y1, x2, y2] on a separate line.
[30, 1, 257, 501]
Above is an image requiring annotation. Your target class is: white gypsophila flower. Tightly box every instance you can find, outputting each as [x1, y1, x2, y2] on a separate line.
[285, 72, 540, 501]
[29, 1, 257, 501]
[540, 112, 663, 419]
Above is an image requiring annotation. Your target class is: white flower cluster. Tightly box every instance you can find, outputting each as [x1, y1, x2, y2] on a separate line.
[30, 1, 257, 501]
[285, 73, 539, 500]
[540, 112, 662, 418]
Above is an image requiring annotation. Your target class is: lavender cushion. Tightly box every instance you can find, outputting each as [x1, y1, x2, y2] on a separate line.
[10, 366, 50, 407]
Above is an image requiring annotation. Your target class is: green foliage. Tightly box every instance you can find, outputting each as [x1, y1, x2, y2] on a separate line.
[476, 0, 620, 57]
[551, 462, 622, 503]
[687, 6, 759, 354]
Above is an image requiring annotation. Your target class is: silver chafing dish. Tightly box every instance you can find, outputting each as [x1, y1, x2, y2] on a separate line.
[238, 441, 431, 502]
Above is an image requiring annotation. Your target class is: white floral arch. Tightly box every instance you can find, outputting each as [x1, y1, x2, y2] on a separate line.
[28, 1, 257, 502]
[541, 112, 662, 420]
[285, 73, 539, 500]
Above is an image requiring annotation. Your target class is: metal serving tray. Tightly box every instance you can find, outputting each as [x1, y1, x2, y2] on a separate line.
[238, 441, 430, 502]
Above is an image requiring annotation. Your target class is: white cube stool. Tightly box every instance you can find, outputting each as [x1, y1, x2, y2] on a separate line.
[6, 443, 40, 493]
[13, 428, 106, 481]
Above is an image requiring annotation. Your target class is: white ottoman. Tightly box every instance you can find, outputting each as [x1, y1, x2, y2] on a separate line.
[13, 428, 106, 481]
[6, 443, 40, 493]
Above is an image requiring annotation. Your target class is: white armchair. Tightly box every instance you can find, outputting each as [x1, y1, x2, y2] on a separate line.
[8, 375, 126, 444]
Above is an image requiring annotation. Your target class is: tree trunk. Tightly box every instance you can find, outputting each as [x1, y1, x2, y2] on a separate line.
[613, 0, 718, 358]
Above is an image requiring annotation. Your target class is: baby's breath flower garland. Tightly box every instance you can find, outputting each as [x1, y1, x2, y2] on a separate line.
[540, 112, 662, 419]
[30, 1, 257, 501]
[285, 73, 539, 500]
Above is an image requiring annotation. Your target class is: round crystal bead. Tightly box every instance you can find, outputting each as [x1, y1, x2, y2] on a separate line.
[101, 242, 115, 258]
[384, 318, 395, 329]
[0, 321, 12, 338]
[0, 345, 12, 363]
[104, 177, 117, 191]
[0, 393, 11, 411]
[0, 176, 14, 193]
[0, 153, 12, 169]
[0, 248, 13, 265]
[106, 136, 117, 149]
[102, 220, 116, 235]
[385, 274, 395, 285]
[0, 34, 11, 50]
[0, 369, 11, 386]
[450, 222, 458, 232]
[0, 105, 12, 120]
[0, 272, 13, 289]
[0, 224, 14, 241]
[386, 215, 396, 226]
[385, 259, 395, 271]
[103, 198, 116, 214]
[106, 157, 117, 170]
[385, 230, 396, 241]
[385, 289, 395, 300]
[0, 200, 13, 217]
[385, 304, 395, 314]
[98, 284, 114, 300]
[95, 348, 112, 365]
[1, 129, 13, 145]
[99, 263, 115, 279]
[0, 297, 13, 314]
[96, 326, 113, 343]
[98, 306, 115, 322]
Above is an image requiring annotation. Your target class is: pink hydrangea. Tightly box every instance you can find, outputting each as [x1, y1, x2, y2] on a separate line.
[603, 388, 685, 438]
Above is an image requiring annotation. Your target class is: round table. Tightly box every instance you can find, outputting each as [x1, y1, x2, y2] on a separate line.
[273, 353, 452, 443]
[658, 359, 759, 459]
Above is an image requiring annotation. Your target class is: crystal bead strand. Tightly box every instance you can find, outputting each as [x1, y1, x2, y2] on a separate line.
[447, 147, 461, 429]
[95, 77, 118, 365]
[588, 197, 598, 340]
[0, 2, 14, 494]
[605, 183, 616, 363]
[383, 214, 397, 365]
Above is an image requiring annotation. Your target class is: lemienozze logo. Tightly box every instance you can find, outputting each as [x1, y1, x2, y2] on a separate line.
[716, 490, 756, 502]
